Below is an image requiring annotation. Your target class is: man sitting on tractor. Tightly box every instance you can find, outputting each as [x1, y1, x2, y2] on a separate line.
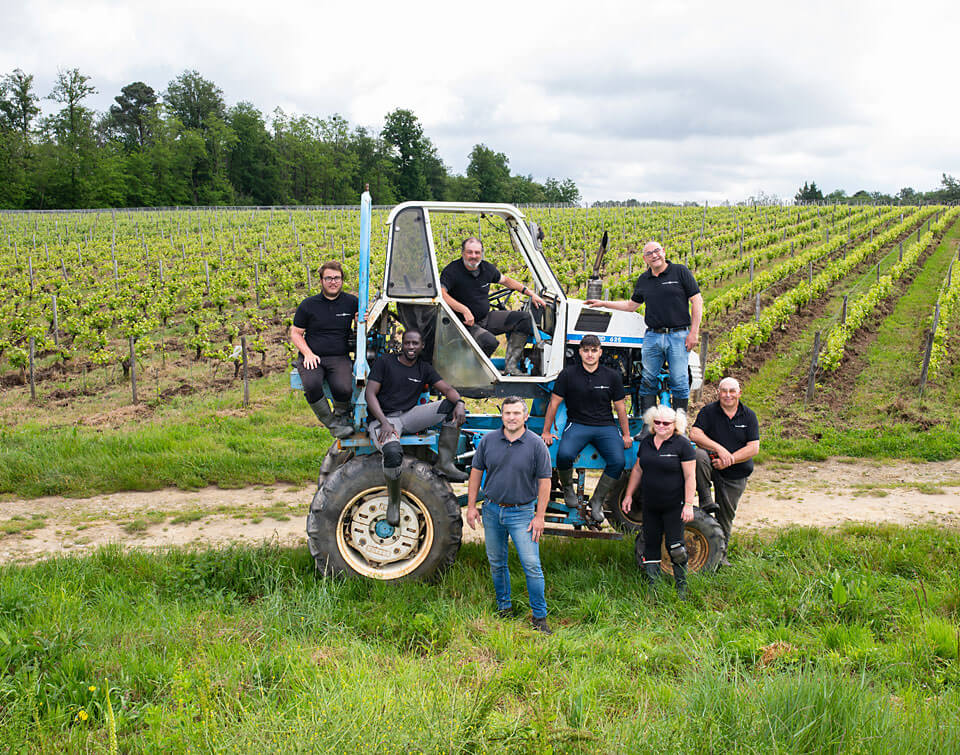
[541, 335, 633, 523]
[440, 236, 546, 375]
[290, 260, 356, 439]
[365, 328, 468, 527]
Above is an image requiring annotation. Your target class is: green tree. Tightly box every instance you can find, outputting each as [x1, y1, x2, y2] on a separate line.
[936, 173, 960, 203]
[105, 81, 157, 149]
[163, 70, 225, 131]
[44, 68, 98, 207]
[794, 181, 823, 203]
[544, 177, 580, 204]
[226, 102, 280, 205]
[0, 69, 41, 135]
[349, 126, 397, 204]
[381, 108, 432, 200]
[467, 144, 510, 202]
[0, 69, 40, 207]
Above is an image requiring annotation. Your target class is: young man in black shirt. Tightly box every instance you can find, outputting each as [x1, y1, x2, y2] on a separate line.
[290, 260, 357, 438]
[541, 335, 632, 523]
[689, 377, 760, 566]
[365, 329, 468, 526]
[585, 240, 703, 415]
[440, 236, 546, 375]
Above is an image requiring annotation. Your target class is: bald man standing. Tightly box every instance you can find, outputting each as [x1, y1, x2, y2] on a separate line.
[586, 240, 702, 416]
[689, 377, 760, 566]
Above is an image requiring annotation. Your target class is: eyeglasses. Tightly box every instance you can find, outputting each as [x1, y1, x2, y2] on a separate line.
[652, 419, 674, 427]
[322, 276, 342, 282]
[642, 249, 663, 258]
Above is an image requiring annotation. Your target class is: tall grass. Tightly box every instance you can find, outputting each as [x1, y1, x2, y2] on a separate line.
[1, 525, 959, 752]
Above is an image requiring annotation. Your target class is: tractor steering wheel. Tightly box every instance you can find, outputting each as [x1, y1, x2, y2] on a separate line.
[487, 287, 514, 311]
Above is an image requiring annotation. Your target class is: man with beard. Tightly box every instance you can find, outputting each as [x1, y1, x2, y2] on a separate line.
[440, 236, 546, 375]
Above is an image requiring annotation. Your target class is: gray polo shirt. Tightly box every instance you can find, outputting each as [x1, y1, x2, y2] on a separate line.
[472, 428, 552, 505]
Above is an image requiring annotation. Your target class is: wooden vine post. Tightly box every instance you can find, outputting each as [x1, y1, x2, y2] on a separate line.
[805, 331, 821, 404]
[129, 336, 138, 405]
[28, 336, 36, 401]
[919, 304, 940, 398]
[240, 335, 250, 407]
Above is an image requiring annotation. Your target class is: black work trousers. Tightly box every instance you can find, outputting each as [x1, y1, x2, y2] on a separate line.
[695, 448, 748, 544]
[641, 496, 684, 563]
[297, 354, 353, 404]
[469, 310, 533, 356]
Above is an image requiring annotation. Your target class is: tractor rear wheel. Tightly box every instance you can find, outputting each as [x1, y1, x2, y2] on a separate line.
[306, 454, 462, 581]
[633, 507, 724, 574]
[603, 475, 643, 534]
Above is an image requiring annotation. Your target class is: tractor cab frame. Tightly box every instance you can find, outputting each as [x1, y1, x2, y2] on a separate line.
[302, 194, 719, 582]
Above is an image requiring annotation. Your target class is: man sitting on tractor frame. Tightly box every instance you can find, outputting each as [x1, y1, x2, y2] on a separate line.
[440, 236, 546, 375]
[365, 328, 468, 527]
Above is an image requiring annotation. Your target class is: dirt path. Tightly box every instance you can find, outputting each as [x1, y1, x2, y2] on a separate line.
[2, 459, 959, 564]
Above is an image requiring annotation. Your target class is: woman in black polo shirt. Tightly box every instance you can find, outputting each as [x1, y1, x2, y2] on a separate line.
[621, 405, 696, 599]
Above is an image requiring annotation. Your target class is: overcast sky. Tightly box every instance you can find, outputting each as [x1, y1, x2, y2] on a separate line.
[4, 0, 958, 203]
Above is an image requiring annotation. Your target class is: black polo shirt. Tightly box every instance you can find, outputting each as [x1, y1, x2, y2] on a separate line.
[368, 355, 443, 415]
[692, 401, 759, 479]
[636, 433, 696, 505]
[439, 259, 502, 322]
[293, 292, 358, 356]
[472, 428, 552, 505]
[552, 364, 626, 426]
[630, 262, 700, 330]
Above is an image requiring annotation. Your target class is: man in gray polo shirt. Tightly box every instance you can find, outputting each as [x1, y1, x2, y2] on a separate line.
[466, 397, 554, 634]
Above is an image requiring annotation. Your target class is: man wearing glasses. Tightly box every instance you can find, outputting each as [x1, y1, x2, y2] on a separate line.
[585, 241, 702, 416]
[290, 261, 357, 438]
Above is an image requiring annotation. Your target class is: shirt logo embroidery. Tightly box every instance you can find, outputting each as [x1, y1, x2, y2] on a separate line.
[659, 453, 677, 457]
[593, 385, 610, 389]
[407, 377, 422, 383]
[661, 281, 680, 285]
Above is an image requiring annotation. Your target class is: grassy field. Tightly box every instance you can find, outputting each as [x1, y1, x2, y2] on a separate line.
[1, 526, 958, 752]
[3, 367, 960, 501]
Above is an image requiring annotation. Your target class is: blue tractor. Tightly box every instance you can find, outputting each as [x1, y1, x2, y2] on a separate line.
[302, 192, 723, 581]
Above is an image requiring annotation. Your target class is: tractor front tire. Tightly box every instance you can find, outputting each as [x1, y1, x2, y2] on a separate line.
[306, 454, 462, 581]
[633, 506, 724, 574]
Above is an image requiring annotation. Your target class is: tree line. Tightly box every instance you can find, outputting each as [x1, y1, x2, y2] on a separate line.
[795, 177, 960, 205]
[0, 68, 581, 210]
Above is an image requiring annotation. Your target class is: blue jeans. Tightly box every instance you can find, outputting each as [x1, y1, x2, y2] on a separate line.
[556, 422, 625, 478]
[641, 329, 690, 399]
[481, 501, 547, 619]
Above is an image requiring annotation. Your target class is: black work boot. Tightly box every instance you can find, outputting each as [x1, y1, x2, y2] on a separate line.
[673, 397, 688, 415]
[503, 331, 528, 376]
[637, 395, 657, 437]
[435, 425, 468, 482]
[643, 560, 660, 587]
[673, 564, 688, 600]
[309, 399, 353, 439]
[588, 473, 619, 523]
[385, 474, 402, 527]
[531, 616, 553, 635]
[557, 468, 579, 509]
[332, 400, 355, 434]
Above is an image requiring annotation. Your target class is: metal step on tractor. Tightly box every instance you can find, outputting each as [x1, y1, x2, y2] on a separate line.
[295, 190, 724, 581]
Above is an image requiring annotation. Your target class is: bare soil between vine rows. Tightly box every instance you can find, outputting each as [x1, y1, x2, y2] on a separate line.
[1, 459, 958, 565]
